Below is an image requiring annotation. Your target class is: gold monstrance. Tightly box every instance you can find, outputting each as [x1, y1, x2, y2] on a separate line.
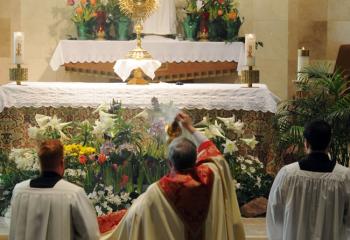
[119, 0, 158, 84]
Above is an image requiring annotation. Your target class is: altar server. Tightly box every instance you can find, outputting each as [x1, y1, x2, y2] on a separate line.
[9, 140, 100, 240]
[267, 120, 350, 240]
[102, 112, 245, 240]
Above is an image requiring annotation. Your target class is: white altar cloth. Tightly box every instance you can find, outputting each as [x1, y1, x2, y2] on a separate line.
[114, 59, 162, 81]
[49, 38, 245, 71]
[0, 82, 279, 113]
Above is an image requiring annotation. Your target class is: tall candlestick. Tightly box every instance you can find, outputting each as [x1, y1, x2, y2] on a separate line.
[245, 33, 256, 67]
[13, 32, 24, 65]
[297, 47, 310, 80]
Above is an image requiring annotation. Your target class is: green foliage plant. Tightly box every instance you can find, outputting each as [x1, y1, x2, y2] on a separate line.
[275, 63, 350, 166]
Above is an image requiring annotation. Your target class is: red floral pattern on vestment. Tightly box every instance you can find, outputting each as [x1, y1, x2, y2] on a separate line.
[158, 140, 220, 240]
[97, 209, 127, 233]
[197, 140, 222, 163]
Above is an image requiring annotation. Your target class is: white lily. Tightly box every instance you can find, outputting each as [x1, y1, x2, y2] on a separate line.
[233, 120, 244, 135]
[99, 111, 115, 122]
[195, 116, 210, 127]
[47, 115, 71, 130]
[208, 122, 226, 139]
[32, 114, 70, 140]
[241, 136, 259, 150]
[92, 120, 106, 139]
[35, 114, 51, 129]
[222, 139, 239, 154]
[133, 109, 149, 119]
[28, 126, 41, 139]
[93, 102, 110, 114]
[217, 115, 237, 129]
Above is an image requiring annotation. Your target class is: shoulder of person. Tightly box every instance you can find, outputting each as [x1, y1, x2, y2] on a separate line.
[333, 163, 350, 179]
[13, 179, 31, 191]
[278, 162, 299, 175]
[54, 179, 86, 193]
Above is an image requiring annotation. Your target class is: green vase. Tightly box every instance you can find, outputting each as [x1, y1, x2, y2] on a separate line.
[226, 18, 242, 41]
[114, 16, 131, 40]
[208, 21, 217, 41]
[76, 23, 90, 40]
[183, 15, 199, 41]
[208, 19, 227, 41]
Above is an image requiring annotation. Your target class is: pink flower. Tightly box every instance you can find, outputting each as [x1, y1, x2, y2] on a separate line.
[112, 164, 118, 172]
[89, 154, 95, 161]
[120, 175, 129, 188]
[67, 0, 75, 6]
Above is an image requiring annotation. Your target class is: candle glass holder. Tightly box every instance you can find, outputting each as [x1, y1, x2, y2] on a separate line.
[9, 64, 28, 85]
[297, 48, 310, 81]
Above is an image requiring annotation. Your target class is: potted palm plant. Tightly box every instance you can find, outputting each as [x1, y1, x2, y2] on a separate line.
[274, 63, 350, 167]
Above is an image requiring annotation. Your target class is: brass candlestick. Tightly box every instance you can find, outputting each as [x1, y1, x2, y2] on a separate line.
[9, 64, 28, 85]
[96, 27, 105, 40]
[241, 66, 259, 88]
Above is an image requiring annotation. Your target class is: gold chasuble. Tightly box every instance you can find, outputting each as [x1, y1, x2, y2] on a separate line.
[101, 140, 245, 240]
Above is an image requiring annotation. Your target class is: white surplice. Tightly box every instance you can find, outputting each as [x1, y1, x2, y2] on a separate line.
[267, 162, 350, 240]
[101, 137, 245, 240]
[9, 179, 100, 240]
[143, 0, 177, 35]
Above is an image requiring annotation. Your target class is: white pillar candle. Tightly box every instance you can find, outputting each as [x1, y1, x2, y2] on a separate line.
[245, 33, 256, 67]
[297, 47, 310, 80]
[13, 32, 24, 65]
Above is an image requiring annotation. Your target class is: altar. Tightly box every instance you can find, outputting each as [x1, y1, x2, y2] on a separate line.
[0, 82, 278, 164]
[50, 38, 245, 82]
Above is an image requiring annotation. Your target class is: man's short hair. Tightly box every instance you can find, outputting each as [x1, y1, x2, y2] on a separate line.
[168, 137, 197, 171]
[303, 120, 332, 151]
[38, 140, 64, 170]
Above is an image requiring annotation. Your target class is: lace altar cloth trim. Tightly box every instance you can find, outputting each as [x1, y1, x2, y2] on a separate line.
[49, 37, 245, 71]
[0, 82, 280, 113]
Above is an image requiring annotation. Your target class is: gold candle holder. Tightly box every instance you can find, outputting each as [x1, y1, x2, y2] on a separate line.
[241, 66, 259, 87]
[127, 68, 149, 85]
[199, 30, 208, 42]
[96, 28, 105, 40]
[9, 64, 28, 85]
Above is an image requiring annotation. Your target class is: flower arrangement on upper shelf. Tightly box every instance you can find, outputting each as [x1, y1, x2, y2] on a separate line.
[202, 0, 242, 41]
[67, 0, 132, 40]
[182, 0, 242, 41]
[68, 0, 97, 40]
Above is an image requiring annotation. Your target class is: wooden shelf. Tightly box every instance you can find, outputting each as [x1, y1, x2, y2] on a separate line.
[64, 61, 238, 82]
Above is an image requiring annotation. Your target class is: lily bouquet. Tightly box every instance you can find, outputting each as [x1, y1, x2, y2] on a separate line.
[195, 115, 273, 205]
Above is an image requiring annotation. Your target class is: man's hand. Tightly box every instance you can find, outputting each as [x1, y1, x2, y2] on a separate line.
[176, 112, 196, 134]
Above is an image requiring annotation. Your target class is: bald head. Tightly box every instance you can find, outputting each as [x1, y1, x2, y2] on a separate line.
[168, 137, 197, 171]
